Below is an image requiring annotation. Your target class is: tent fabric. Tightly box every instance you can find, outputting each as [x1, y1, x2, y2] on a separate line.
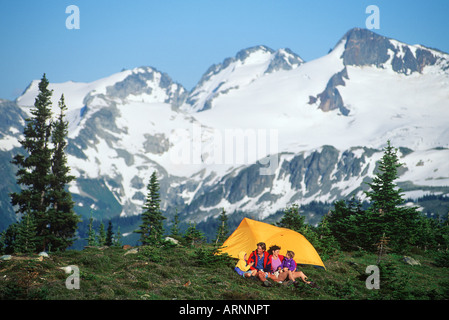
[219, 218, 326, 269]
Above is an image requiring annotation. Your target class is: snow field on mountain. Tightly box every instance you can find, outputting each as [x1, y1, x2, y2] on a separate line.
[7, 28, 449, 219]
[17, 70, 133, 113]
[184, 46, 303, 113]
[399, 148, 449, 188]
[340, 64, 449, 151]
[190, 40, 348, 159]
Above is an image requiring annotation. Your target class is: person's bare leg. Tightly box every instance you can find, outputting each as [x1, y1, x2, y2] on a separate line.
[276, 271, 288, 282]
[269, 272, 285, 283]
[294, 271, 310, 284]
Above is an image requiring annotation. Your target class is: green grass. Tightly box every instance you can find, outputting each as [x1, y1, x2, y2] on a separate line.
[1, 244, 448, 300]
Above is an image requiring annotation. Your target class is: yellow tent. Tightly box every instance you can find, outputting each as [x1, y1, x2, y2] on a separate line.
[219, 218, 325, 269]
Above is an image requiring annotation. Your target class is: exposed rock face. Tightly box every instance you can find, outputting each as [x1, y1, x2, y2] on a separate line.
[309, 28, 444, 116]
[182, 146, 381, 219]
[106, 66, 187, 107]
[341, 28, 438, 74]
[314, 67, 350, 115]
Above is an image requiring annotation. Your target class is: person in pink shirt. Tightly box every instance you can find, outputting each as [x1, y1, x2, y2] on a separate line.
[268, 246, 316, 287]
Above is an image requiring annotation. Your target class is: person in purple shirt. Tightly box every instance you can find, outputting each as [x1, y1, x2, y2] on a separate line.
[280, 250, 315, 287]
[280, 250, 297, 272]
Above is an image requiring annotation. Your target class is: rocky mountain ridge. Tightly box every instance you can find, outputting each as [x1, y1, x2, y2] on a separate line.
[1, 28, 449, 240]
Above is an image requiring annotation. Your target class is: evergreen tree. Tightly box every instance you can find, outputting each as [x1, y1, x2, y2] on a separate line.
[276, 204, 307, 233]
[2, 223, 19, 254]
[14, 209, 38, 254]
[98, 222, 106, 246]
[438, 213, 449, 250]
[114, 226, 122, 247]
[47, 94, 80, 251]
[327, 197, 367, 251]
[0, 231, 6, 254]
[215, 208, 229, 246]
[325, 200, 349, 247]
[86, 213, 97, 246]
[10, 75, 79, 252]
[316, 213, 340, 257]
[277, 204, 320, 247]
[365, 141, 404, 215]
[183, 222, 205, 247]
[136, 171, 166, 245]
[364, 140, 421, 252]
[414, 215, 439, 251]
[10, 74, 54, 251]
[169, 208, 181, 238]
[106, 221, 114, 246]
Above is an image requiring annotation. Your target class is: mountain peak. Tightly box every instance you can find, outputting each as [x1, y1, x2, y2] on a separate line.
[105, 66, 187, 106]
[235, 45, 274, 62]
[233, 45, 304, 71]
[183, 45, 304, 112]
[338, 27, 445, 75]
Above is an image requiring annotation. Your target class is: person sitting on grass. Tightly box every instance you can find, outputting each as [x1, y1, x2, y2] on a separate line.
[247, 242, 273, 287]
[267, 245, 285, 283]
[234, 251, 254, 278]
[280, 250, 316, 287]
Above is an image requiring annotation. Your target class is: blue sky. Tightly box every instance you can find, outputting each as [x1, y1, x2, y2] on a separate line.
[1, 0, 448, 101]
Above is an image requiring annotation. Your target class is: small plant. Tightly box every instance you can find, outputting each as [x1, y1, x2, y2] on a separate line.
[138, 245, 164, 263]
[183, 222, 206, 247]
[194, 245, 233, 268]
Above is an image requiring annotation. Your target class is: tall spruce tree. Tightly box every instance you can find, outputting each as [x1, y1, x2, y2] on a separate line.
[364, 140, 421, 252]
[365, 141, 404, 216]
[137, 171, 166, 245]
[47, 95, 79, 250]
[11, 74, 54, 251]
[215, 208, 229, 246]
[106, 221, 114, 246]
[114, 226, 122, 247]
[98, 221, 106, 246]
[11, 76, 79, 252]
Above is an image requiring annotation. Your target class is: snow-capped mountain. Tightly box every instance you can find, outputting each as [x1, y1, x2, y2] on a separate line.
[182, 45, 304, 112]
[1, 28, 449, 236]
